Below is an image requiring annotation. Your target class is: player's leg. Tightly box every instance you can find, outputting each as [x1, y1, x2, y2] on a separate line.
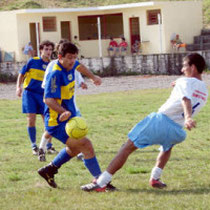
[40, 114, 58, 155]
[38, 131, 52, 162]
[38, 124, 80, 188]
[26, 113, 38, 155]
[149, 148, 172, 189]
[81, 139, 137, 192]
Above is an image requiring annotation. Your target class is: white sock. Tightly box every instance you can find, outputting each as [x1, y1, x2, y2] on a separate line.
[150, 167, 163, 180]
[97, 171, 112, 187]
[39, 134, 49, 152]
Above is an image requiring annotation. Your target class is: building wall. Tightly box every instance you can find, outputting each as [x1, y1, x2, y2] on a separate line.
[160, 1, 203, 53]
[0, 1, 203, 61]
[2, 51, 210, 76]
[0, 11, 19, 60]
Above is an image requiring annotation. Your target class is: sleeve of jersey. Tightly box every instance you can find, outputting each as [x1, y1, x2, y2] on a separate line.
[75, 70, 84, 87]
[175, 79, 193, 101]
[44, 71, 61, 99]
[19, 58, 33, 74]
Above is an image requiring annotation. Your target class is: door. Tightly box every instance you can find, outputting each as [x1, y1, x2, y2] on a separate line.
[30, 22, 40, 56]
[61, 21, 71, 41]
[129, 17, 140, 53]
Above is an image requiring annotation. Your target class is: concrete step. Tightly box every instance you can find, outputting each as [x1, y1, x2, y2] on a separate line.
[186, 43, 210, 51]
[201, 29, 210, 36]
[194, 35, 210, 44]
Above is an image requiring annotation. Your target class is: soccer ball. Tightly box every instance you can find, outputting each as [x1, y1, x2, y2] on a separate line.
[65, 117, 88, 139]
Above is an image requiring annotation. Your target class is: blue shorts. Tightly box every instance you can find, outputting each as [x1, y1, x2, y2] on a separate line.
[22, 89, 45, 114]
[46, 121, 69, 144]
[128, 112, 186, 151]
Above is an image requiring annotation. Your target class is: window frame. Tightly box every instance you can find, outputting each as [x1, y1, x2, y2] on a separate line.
[147, 9, 161, 25]
[42, 16, 57, 32]
[78, 13, 123, 41]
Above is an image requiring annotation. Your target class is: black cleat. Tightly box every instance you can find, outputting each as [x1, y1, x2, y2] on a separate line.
[32, 146, 39, 155]
[38, 148, 46, 162]
[38, 163, 58, 188]
[106, 182, 117, 192]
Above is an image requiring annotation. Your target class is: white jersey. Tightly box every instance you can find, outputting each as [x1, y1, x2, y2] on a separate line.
[158, 77, 208, 127]
[42, 59, 84, 112]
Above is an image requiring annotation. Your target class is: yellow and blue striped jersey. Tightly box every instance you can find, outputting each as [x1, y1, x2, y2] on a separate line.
[20, 57, 49, 94]
[44, 60, 81, 127]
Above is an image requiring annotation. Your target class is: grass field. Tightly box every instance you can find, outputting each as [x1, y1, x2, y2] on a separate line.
[0, 88, 210, 210]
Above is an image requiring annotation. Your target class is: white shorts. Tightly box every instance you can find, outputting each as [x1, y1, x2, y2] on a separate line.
[128, 112, 186, 151]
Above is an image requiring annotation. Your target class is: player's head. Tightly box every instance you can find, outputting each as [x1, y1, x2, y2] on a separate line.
[58, 42, 78, 70]
[39, 40, 55, 60]
[55, 39, 69, 52]
[183, 53, 206, 74]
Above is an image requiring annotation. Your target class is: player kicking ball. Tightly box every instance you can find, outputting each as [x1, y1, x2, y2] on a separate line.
[37, 42, 115, 190]
[81, 53, 208, 192]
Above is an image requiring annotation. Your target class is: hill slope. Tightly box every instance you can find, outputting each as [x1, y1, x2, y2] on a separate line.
[0, 0, 209, 27]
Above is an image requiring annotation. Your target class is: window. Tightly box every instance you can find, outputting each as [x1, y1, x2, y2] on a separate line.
[147, 10, 161, 25]
[43, 16, 57, 32]
[78, 13, 123, 40]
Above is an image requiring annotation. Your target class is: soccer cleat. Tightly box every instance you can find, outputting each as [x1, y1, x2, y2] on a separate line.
[38, 163, 58, 188]
[32, 146, 39, 156]
[149, 178, 167, 189]
[77, 153, 84, 161]
[47, 147, 58, 154]
[38, 148, 46, 162]
[81, 182, 106, 192]
[106, 182, 117, 192]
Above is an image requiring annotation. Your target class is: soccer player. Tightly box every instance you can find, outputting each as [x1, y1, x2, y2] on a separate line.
[37, 42, 103, 188]
[81, 53, 208, 192]
[38, 39, 87, 162]
[16, 40, 55, 155]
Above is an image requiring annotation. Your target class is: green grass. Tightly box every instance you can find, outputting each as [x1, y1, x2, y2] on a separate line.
[0, 87, 210, 210]
[0, 0, 209, 27]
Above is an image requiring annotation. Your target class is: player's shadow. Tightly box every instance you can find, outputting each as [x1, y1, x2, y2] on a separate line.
[125, 187, 210, 195]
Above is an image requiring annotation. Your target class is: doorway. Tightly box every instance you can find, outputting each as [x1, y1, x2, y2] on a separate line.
[61, 21, 71, 41]
[129, 17, 140, 53]
[29, 22, 40, 56]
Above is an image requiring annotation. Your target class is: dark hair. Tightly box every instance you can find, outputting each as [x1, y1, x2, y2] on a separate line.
[121, 37, 125, 41]
[184, 53, 206, 73]
[58, 42, 78, 57]
[39, 40, 55, 51]
[55, 39, 69, 52]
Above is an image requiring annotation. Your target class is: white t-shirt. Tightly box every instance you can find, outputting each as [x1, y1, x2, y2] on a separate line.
[158, 77, 208, 127]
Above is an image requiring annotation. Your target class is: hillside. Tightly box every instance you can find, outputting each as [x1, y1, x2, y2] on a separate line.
[0, 0, 209, 27]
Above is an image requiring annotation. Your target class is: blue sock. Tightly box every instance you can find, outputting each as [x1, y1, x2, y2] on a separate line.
[52, 148, 72, 168]
[83, 156, 101, 178]
[47, 142, 53, 150]
[27, 127, 36, 148]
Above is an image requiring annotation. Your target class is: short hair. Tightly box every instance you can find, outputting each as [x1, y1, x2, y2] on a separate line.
[58, 42, 78, 57]
[55, 39, 69, 52]
[184, 53, 206, 74]
[39, 40, 55, 51]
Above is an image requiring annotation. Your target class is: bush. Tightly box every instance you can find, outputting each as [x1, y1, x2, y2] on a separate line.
[0, 72, 17, 83]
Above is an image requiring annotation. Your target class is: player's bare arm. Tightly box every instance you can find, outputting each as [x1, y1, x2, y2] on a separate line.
[182, 97, 196, 130]
[44, 98, 71, 122]
[77, 64, 102, 86]
[16, 73, 24, 97]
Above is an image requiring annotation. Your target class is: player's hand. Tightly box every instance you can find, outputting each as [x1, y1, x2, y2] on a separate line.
[184, 118, 196, 130]
[92, 75, 102, 86]
[16, 87, 22, 97]
[81, 82, 88, 89]
[59, 111, 71, 122]
[171, 81, 176, 87]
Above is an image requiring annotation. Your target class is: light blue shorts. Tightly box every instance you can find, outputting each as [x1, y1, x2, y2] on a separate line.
[22, 89, 45, 114]
[128, 112, 186, 151]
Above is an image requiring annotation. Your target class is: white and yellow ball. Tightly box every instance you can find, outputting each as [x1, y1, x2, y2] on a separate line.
[65, 117, 88, 139]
